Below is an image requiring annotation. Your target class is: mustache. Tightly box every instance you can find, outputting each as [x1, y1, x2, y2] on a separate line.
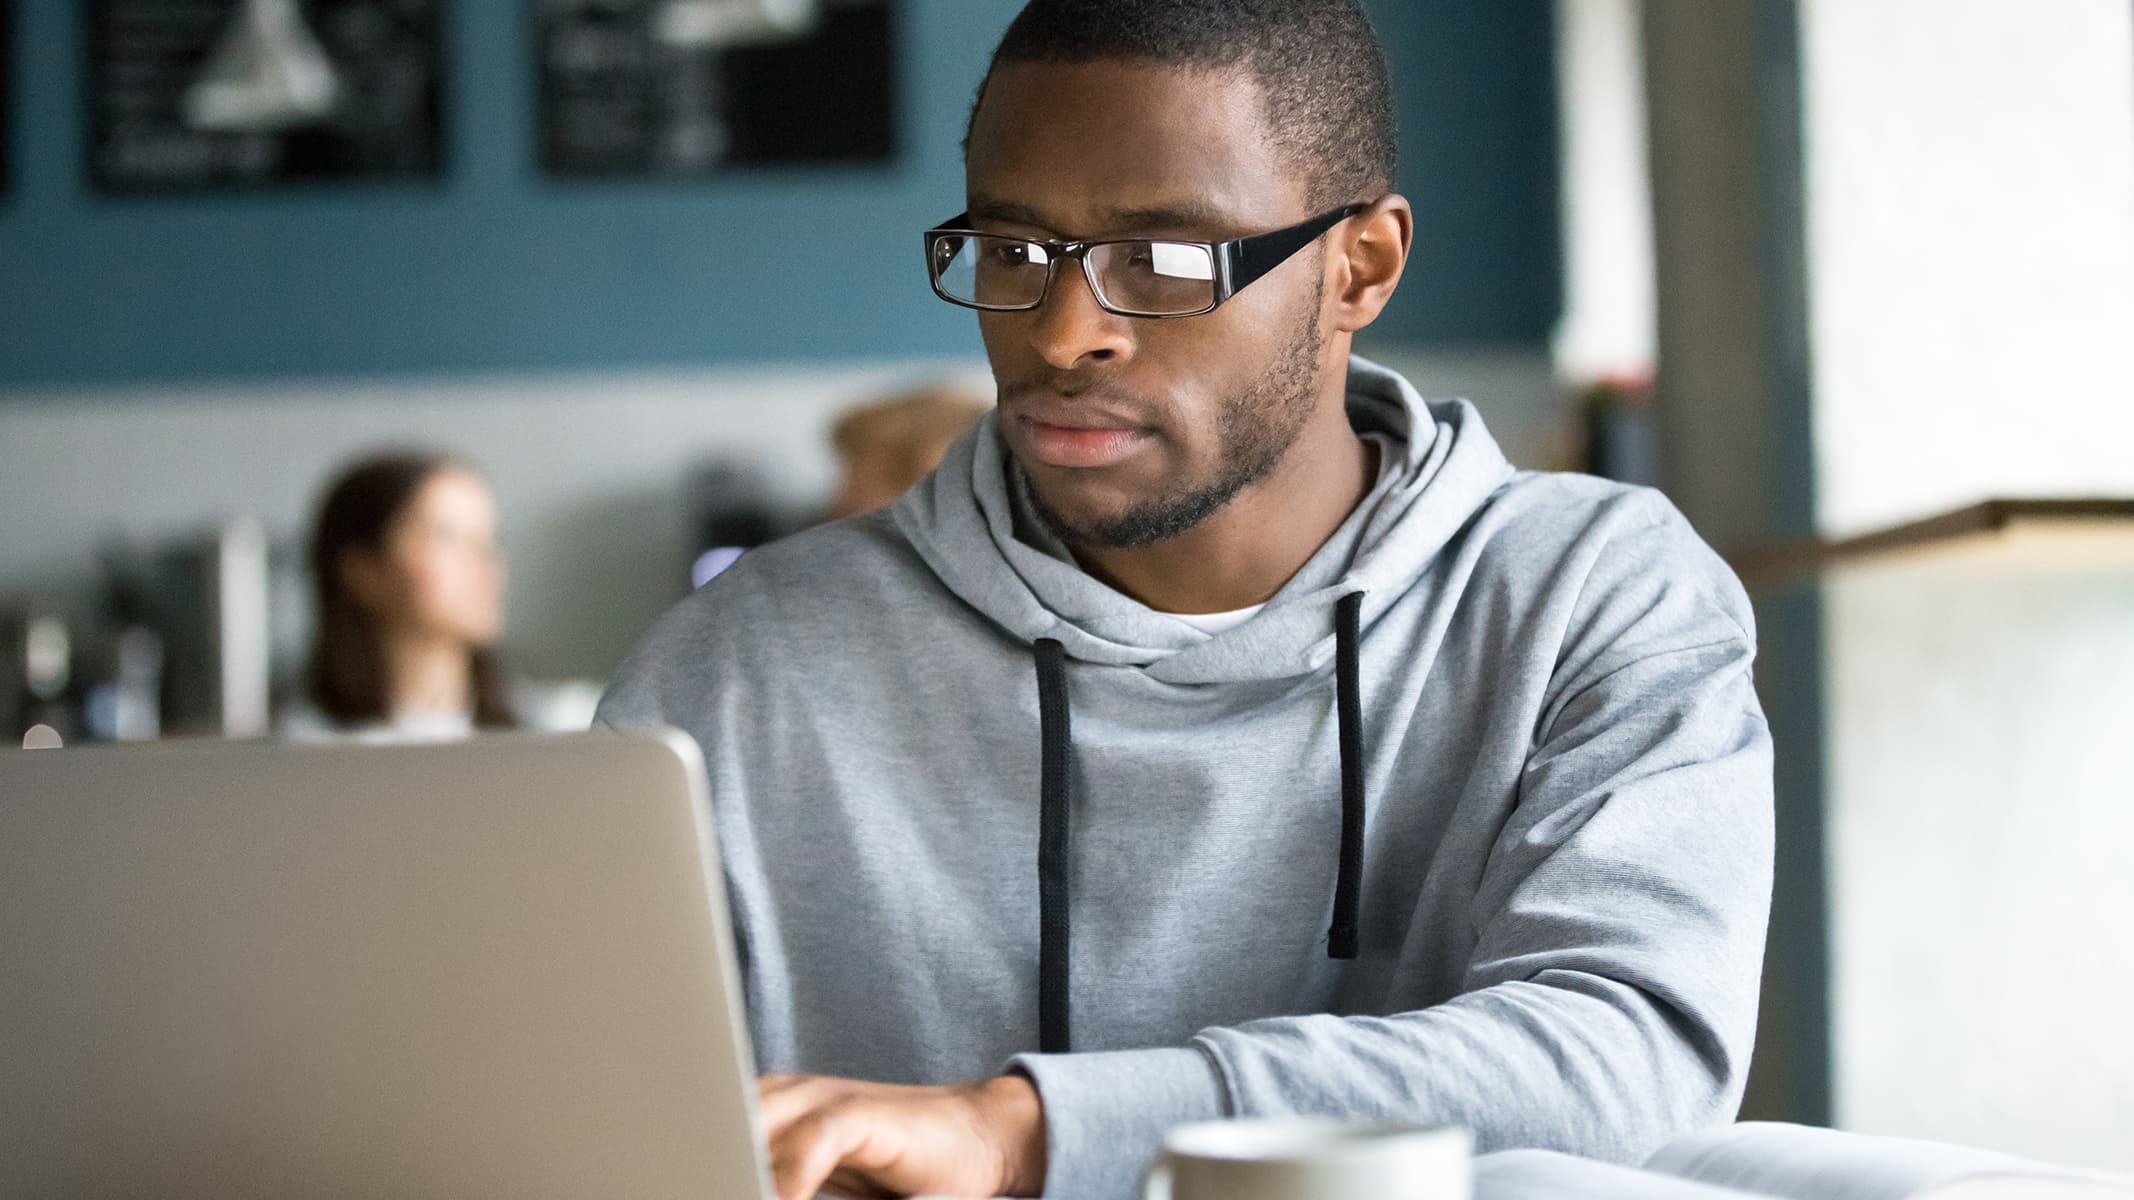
[999, 377, 1154, 418]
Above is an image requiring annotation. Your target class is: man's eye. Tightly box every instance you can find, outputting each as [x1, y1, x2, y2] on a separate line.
[991, 242, 1046, 268]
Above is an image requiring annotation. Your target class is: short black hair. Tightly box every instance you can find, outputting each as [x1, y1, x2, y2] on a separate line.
[968, 0, 1399, 210]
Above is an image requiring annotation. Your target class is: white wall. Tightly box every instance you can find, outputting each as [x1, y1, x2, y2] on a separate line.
[1825, 562, 2134, 1171]
[1797, 0, 2134, 1169]
[0, 349, 1559, 686]
[0, 363, 979, 682]
[1802, 0, 2134, 537]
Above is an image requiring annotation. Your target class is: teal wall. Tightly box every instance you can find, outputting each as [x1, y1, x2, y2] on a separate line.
[0, 0, 1557, 390]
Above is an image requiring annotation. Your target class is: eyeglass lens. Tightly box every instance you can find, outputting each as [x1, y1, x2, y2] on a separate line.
[931, 234, 1218, 315]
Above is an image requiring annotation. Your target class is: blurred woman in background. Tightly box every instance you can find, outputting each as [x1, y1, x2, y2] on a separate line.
[281, 451, 515, 742]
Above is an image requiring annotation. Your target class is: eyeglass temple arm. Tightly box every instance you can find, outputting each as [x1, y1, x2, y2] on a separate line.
[1220, 203, 1372, 298]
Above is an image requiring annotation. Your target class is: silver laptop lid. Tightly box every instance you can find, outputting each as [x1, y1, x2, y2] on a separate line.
[0, 730, 772, 1200]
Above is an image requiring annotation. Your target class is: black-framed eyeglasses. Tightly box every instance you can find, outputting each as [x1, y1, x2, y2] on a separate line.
[923, 202, 1372, 319]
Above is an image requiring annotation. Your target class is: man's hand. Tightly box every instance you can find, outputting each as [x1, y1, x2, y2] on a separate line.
[757, 1072, 1048, 1200]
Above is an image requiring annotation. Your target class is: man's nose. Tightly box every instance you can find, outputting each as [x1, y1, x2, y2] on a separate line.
[1025, 258, 1134, 371]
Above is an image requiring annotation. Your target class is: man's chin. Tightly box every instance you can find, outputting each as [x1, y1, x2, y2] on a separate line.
[1024, 476, 1243, 552]
[1020, 481, 1122, 547]
[1015, 472, 1123, 547]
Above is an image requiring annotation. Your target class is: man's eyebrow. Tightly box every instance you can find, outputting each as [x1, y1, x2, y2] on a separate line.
[1093, 202, 1238, 236]
[967, 199, 1057, 232]
[966, 198, 1242, 239]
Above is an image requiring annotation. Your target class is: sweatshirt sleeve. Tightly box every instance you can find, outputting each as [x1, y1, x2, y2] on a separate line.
[1013, 503, 1776, 1199]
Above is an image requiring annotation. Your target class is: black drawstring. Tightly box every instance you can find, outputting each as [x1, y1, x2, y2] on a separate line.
[1029, 592, 1369, 1052]
[1328, 591, 1366, 960]
[1034, 638, 1073, 1053]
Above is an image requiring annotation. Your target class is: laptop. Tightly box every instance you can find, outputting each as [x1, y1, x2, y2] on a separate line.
[0, 730, 775, 1199]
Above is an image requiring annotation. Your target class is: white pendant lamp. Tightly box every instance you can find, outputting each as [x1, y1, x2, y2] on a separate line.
[653, 0, 818, 48]
[182, 0, 343, 133]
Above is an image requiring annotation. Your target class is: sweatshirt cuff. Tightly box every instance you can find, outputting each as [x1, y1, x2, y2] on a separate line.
[1007, 1045, 1230, 1200]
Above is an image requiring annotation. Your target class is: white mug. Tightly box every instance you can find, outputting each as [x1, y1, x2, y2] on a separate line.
[1139, 1117, 1473, 1200]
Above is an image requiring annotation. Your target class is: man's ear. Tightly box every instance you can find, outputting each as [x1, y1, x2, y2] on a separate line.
[1327, 194, 1413, 334]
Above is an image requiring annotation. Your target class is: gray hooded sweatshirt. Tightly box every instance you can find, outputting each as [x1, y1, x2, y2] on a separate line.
[597, 356, 1774, 1199]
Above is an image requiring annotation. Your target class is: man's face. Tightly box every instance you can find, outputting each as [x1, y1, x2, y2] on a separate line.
[962, 60, 1334, 548]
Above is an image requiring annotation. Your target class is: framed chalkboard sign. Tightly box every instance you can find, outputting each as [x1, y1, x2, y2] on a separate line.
[1, 0, 14, 194]
[537, 0, 895, 177]
[87, 0, 444, 194]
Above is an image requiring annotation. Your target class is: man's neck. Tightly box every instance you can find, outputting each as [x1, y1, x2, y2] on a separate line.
[1063, 405, 1378, 614]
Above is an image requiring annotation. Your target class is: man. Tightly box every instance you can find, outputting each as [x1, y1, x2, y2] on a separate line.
[598, 2, 1774, 1197]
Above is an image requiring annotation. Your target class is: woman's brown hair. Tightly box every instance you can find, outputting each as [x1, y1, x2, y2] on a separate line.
[307, 452, 516, 729]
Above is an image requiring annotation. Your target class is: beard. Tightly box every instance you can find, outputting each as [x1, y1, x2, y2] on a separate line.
[1025, 303, 1326, 550]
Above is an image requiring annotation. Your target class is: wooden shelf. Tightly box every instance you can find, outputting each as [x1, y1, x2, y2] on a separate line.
[1731, 498, 2134, 587]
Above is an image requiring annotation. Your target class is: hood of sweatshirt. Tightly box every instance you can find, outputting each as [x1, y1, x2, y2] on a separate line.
[891, 355, 1523, 1031]
[892, 355, 1519, 687]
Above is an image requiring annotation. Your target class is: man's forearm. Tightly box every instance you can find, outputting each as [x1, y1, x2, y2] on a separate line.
[1013, 968, 1747, 1198]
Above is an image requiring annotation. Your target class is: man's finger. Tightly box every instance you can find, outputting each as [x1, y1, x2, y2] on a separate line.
[758, 1075, 841, 1141]
[823, 1163, 897, 1199]
[770, 1109, 863, 1200]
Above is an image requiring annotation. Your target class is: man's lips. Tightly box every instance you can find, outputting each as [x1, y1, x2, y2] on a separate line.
[1000, 383, 1159, 469]
[1015, 414, 1154, 469]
